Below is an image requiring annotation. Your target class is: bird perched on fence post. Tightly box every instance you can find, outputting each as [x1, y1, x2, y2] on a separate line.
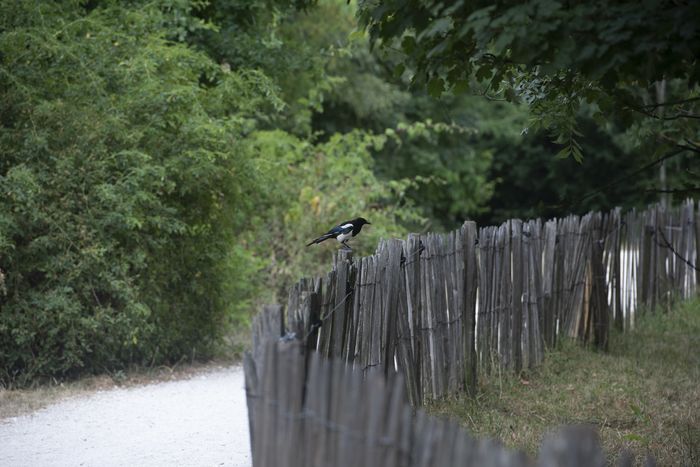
[306, 217, 371, 251]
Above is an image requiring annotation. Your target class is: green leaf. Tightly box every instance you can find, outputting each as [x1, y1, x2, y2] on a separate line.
[401, 35, 417, 54]
[453, 79, 470, 94]
[348, 29, 366, 41]
[427, 77, 445, 98]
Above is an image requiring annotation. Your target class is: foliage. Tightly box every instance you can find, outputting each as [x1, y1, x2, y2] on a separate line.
[246, 129, 422, 299]
[292, 2, 496, 229]
[480, 111, 697, 224]
[0, 1, 285, 384]
[356, 0, 700, 161]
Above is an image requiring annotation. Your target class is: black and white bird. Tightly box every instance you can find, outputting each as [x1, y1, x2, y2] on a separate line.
[306, 217, 371, 251]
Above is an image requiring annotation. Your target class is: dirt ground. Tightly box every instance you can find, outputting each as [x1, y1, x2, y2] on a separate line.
[0, 365, 251, 467]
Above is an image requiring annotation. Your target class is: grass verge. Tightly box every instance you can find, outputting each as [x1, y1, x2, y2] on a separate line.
[426, 297, 700, 466]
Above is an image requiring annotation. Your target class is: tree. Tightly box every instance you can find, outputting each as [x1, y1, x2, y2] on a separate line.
[356, 0, 700, 163]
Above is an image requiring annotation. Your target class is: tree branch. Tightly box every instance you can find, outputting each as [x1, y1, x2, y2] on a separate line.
[638, 96, 700, 109]
[628, 105, 700, 120]
[676, 142, 700, 155]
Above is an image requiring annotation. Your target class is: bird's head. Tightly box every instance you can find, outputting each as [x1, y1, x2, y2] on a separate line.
[356, 217, 371, 226]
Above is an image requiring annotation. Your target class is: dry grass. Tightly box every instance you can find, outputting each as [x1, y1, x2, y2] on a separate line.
[426, 297, 700, 466]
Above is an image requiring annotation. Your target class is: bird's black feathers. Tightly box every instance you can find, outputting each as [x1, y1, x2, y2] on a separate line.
[306, 217, 371, 248]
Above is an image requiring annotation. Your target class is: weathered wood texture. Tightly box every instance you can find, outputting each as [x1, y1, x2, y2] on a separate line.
[244, 342, 645, 467]
[250, 201, 698, 408]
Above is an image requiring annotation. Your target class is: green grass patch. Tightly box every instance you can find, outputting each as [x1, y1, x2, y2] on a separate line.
[426, 297, 700, 466]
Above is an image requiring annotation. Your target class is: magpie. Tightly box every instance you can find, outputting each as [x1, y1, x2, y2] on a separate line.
[306, 217, 371, 251]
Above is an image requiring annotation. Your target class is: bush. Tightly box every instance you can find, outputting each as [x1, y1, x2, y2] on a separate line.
[0, 2, 278, 385]
[247, 130, 423, 300]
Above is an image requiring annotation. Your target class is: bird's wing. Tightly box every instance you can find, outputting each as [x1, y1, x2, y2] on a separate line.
[328, 223, 354, 236]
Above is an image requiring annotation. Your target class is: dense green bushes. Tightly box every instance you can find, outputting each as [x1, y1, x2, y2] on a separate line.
[0, 2, 279, 384]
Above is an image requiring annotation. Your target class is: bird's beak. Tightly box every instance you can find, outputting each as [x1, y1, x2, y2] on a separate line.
[367, 222, 371, 225]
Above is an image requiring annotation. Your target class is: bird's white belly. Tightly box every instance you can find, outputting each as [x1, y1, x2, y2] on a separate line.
[336, 232, 352, 242]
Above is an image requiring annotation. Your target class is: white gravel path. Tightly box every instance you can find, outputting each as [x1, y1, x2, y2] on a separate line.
[0, 366, 251, 467]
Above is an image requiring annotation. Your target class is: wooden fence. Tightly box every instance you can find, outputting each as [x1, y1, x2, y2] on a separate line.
[244, 201, 695, 466]
[257, 200, 698, 405]
[244, 340, 652, 467]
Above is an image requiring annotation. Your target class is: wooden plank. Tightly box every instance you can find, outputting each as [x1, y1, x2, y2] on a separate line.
[335, 360, 362, 467]
[590, 212, 609, 350]
[329, 251, 351, 358]
[428, 234, 448, 396]
[410, 410, 435, 467]
[640, 210, 652, 310]
[255, 341, 279, 467]
[627, 209, 640, 327]
[251, 304, 283, 372]
[462, 221, 478, 395]
[242, 352, 259, 464]
[369, 251, 384, 376]
[396, 240, 421, 406]
[318, 271, 337, 356]
[405, 233, 424, 404]
[381, 373, 407, 466]
[522, 220, 540, 368]
[566, 214, 591, 340]
[542, 219, 557, 348]
[678, 200, 692, 298]
[358, 256, 375, 374]
[485, 226, 500, 371]
[553, 217, 567, 343]
[557, 217, 571, 338]
[531, 219, 545, 366]
[353, 257, 369, 365]
[688, 199, 698, 296]
[278, 341, 305, 467]
[436, 234, 450, 395]
[538, 425, 605, 467]
[511, 219, 524, 373]
[305, 351, 329, 467]
[477, 226, 494, 371]
[342, 259, 358, 363]
[610, 208, 623, 331]
[419, 234, 435, 398]
[656, 205, 671, 311]
[443, 231, 461, 394]
[381, 240, 403, 377]
[497, 222, 512, 370]
[696, 201, 700, 289]
[362, 368, 387, 466]
[302, 292, 321, 354]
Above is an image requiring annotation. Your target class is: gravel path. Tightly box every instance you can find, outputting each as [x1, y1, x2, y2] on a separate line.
[0, 366, 251, 467]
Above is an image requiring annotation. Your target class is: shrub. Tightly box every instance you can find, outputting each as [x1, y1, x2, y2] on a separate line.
[0, 2, 278, 385]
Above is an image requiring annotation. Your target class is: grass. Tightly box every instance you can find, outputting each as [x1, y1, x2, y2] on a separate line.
[426, 297, 700, 466]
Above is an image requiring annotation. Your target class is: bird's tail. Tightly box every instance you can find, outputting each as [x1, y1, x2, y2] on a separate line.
[306, 234, 333, 246]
